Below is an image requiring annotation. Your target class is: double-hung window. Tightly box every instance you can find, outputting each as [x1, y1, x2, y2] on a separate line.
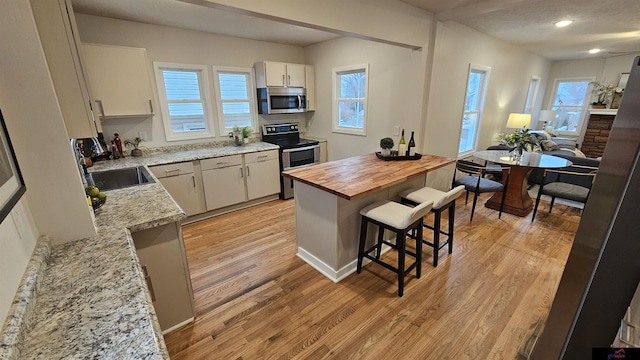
[524, 76, 540, 114]
[458, 64, 491, 157]
[333, 64, 369, 136]
[154, 62, 215, 141]
[212, 66, 257, 135]
[547, 77, 594, 135]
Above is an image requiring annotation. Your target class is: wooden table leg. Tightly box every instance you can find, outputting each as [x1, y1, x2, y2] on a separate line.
[485, 166, 533, 216]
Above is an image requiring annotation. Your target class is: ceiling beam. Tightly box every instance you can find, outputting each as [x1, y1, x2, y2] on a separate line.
[436, 0, 544, 22]
[177, 0, 422, 50]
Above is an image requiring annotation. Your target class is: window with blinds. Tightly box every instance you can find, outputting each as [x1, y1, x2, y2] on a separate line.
[213, 67, 257, 135]
[154, 62, 215, 141]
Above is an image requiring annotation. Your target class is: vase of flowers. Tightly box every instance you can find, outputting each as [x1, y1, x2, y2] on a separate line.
[590, 81, 623, 108]
[124, 137, 143, 157]
[498, 128, 536, 159]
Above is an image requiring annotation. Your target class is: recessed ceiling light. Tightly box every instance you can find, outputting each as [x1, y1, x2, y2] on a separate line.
[589, 48, 601, 54]
[555, 20, 573, 27]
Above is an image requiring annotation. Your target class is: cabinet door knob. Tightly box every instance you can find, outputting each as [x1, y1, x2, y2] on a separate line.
[192, 175, 196, 187]
[148, 99, 154, 114]
[246, 166, 251, 177]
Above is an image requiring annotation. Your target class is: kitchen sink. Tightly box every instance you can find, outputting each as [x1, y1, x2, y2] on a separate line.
[90, 166, 155, 190]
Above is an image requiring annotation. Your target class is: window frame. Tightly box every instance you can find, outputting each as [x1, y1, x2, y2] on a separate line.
[546, 76, 595, 136]
[332, 64, 369, 136]
[153, 62, 216, 141]
[458, 64, 491, 158]
[524, 75, 541, 114]
[212, 66, 258, 136]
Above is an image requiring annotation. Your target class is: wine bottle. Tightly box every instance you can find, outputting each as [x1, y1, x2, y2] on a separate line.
[398, 129, 407, 156]
[408, 131, 416, 156]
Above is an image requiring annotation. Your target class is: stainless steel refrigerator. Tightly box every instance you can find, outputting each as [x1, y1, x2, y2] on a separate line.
[531, 57, 640, 358]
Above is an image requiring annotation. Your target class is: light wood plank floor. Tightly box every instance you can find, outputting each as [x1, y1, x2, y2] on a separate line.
[164, 193, 581, 359]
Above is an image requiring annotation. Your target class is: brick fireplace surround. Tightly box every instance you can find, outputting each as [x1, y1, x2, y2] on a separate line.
[581, 111, 616, 158]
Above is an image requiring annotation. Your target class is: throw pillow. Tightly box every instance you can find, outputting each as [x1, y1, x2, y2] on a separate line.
[540, 139, 560, 151]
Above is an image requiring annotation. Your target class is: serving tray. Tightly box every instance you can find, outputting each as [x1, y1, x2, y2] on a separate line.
[375, 152, 422, 161]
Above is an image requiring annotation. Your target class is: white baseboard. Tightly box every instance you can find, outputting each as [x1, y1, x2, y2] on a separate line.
[161, 317, 194, 335]
[297, 245, 392, 283]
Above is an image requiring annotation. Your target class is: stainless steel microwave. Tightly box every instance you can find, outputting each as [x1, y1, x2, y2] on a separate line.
[257, 87, 306, 114]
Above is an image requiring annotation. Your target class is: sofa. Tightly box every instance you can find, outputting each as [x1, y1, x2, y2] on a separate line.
[527, 131, 601, 188]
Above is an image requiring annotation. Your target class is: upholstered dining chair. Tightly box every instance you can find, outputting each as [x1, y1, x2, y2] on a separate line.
[453, 160, 510, 221]
[531, 164, 598, 221]
[484, 144, 513, 180]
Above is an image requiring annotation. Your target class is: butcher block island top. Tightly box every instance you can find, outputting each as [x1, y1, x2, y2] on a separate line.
[282, 153, 455, 200]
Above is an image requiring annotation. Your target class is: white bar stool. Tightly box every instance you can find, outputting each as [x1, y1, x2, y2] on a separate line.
[356, 199, 434, 297]
[400, 185, 465, 267]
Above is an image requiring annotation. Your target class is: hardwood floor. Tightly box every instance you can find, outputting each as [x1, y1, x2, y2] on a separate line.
[164, 194, 581, 359]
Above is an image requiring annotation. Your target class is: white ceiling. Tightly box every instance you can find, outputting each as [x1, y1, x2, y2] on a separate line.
[71, 0, 640, 61]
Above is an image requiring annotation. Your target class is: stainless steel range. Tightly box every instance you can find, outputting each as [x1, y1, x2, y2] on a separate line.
[261, 123, 320, 199]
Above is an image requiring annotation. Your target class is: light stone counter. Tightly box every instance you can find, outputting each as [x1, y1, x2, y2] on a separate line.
[1, 142, 279, 359]
[90, 142, 279, 172]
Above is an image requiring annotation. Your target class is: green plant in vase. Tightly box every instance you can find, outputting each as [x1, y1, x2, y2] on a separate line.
[124, 137, 143, 157]
[380, 137, 394, 156]
[498, 128, 536, 157]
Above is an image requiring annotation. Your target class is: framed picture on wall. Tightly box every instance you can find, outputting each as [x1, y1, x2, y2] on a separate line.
[0, 109, 26, 223]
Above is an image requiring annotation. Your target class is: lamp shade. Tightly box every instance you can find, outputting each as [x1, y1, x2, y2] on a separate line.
[506, 113, 531, 129]
[538, 110, 557, 123]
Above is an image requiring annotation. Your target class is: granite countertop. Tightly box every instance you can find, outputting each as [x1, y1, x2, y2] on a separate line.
[90, 142, 279, 172]
[1, 142, 279, 359]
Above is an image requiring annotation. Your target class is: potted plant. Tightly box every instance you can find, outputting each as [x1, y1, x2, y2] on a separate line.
[231, 126, 244, 146]
[242, 126, 253, 143]
[589, 81, 622, 109]
[124, 137, 143, 157]
[498, 128, 536, 158]
[380, 137, 394, 156]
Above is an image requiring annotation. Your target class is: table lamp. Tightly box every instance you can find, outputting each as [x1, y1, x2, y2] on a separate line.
[537, 110, 556, 130]
[506, 113, 531, 129]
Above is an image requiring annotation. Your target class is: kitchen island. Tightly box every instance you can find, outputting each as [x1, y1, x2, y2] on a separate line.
[282, 153, 454, 282]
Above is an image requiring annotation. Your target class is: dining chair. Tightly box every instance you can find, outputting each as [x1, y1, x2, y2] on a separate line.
[453, 160, 510, 221]
[531, 164, 598, 221]
[484, 145, 513, 180]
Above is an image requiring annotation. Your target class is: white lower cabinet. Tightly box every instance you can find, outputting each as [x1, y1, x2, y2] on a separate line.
[132, 222, 195, 332]
[201, 155, 245, 211]
[245, 151, 280, 200]
[202, 150, 280, 211]
[149, 162, 205, 216]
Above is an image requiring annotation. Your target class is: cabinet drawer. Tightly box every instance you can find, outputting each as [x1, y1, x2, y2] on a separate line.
[201, 155, 243, 171]
[245, 150, 279, 164]
[150, 161, 194, 178]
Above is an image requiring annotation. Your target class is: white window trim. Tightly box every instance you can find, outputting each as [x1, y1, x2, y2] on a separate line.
[154, 61, 216, 142]
[546, 76, 595, 136]
[524, 75, 541, 114]
[212, 66, 258, 136]
[332, 64, 369, 136]
[458, 64, 491, 158]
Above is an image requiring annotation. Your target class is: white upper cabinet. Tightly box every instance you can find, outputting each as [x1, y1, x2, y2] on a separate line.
[305, 65, 316, 111]
[31, 0, 98, 139]
[81, 44, 155, 118]
[254, 61, 306, 88]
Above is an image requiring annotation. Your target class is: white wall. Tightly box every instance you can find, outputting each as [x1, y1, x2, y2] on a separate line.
[424, 21, 551, 189]
[75, 14, 307, 147]
[200, 0, 432, 48]
[304, 37, 428, 161]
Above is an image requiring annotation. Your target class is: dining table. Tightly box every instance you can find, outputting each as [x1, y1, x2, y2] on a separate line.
[472, 150, 572, 216]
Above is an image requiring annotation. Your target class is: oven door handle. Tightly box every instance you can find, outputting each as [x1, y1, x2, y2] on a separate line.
[282, 145, 319, 154]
